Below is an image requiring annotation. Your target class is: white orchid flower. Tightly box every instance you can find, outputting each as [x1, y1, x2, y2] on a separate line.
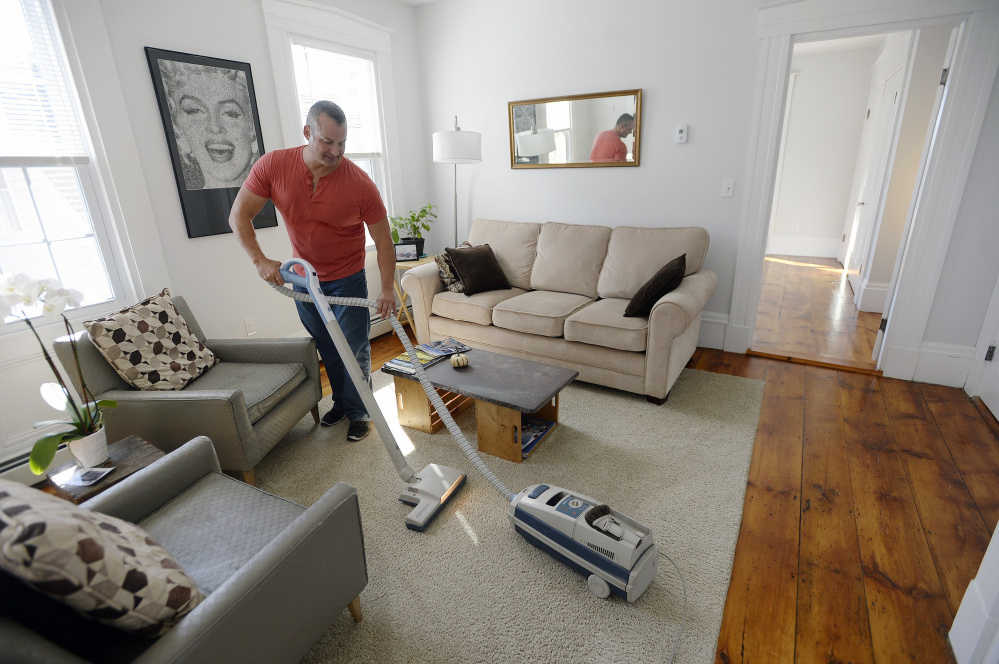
[40, 382, 70, 412]
[51, 287, 84, 308]
[10, 275, 43, 306]
[41, 295, 70, 315]
[36, 277, 63, 294]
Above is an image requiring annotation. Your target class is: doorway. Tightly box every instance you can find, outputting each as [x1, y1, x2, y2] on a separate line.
[750, 25, 956, 372]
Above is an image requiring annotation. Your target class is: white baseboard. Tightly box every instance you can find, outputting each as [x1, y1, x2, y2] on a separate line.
[766, 235, 841, 258]
[912, 342, 976, 388]
[857, 280, 890, 313]
[699, 312, 728, 349]
[724, 322, 753, 354]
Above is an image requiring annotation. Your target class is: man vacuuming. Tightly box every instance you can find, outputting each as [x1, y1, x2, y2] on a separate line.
[229, 100, 396, 442]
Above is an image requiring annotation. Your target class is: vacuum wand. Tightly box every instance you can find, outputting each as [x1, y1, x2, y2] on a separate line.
[279, 259, 466, 530]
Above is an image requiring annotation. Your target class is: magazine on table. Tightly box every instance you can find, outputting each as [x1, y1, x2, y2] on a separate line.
[520, 417, 556, 457]
[383, 348, 448, 374]
[419, 338, 472, 356]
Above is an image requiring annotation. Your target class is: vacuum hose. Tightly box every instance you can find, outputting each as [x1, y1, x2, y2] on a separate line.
[271, 284, 516, 502]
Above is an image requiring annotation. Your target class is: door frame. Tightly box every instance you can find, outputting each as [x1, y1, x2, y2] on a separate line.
[725, 3, 999, 383]
[965, 267, 999, 400]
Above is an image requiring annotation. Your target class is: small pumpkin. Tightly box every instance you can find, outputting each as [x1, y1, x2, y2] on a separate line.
[450, 353, 469, 368]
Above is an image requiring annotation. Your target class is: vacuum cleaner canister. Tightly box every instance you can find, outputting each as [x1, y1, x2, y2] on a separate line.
[509, 484, 659, 602]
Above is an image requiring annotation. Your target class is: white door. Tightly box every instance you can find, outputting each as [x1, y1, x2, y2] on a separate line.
[848, 67, 905, 295]
[873, 27, 960, 362]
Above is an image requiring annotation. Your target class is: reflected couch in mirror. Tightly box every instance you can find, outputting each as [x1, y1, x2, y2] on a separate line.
[508, 89, 641, 168]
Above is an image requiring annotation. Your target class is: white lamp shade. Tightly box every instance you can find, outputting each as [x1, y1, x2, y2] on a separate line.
[515, 128, 556, 157]
[433, 130, 481, 164]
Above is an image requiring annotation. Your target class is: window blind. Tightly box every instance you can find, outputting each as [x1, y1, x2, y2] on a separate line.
[0, 0, 88, 158]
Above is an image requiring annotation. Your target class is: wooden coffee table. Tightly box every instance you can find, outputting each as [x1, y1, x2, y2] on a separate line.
[382, 348, 578, 463]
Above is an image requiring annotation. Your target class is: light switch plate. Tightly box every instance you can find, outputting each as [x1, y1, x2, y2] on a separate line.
[722, 179, 735, 198]
[675, 125, 688, 144]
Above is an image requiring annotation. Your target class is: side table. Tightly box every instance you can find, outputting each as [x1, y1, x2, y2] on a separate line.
[394, 255, 437, 329]
[32, 435, 164, 504]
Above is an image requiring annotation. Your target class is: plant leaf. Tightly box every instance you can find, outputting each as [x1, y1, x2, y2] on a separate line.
[29, 432, 70, 474]
[33, 420, 77, 431]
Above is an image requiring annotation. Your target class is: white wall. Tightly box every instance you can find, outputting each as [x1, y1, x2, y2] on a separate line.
[768, 46, 877, 257]
[924, 65, 999, 347]
[416, 0, 759, 319]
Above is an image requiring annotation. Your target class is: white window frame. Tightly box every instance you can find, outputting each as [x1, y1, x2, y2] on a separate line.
[0, 0, 134, 332]
[261, 0, 404, 230]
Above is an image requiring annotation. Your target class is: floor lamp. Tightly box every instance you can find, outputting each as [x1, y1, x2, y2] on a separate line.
[433, 117, 481, 248]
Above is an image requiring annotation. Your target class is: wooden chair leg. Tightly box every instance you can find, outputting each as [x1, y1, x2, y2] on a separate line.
[311, 405, 320, 423]
[647, 394, 669, 406]
[347, 596, 362, 622]
[241, 468, 256, 486]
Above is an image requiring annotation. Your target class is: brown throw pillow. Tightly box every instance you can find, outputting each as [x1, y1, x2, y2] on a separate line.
[434, 242, 471, 293]
[624, 254, 686, 318]
[0, 479, 204, 637]
[445, 244, 512, 296]
[85, 289, 217, 391]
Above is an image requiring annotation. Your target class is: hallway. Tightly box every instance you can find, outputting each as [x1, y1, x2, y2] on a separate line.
[751, 255, 881, 372]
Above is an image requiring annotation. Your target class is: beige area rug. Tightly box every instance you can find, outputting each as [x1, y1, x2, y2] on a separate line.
[255, 368, 764, 664]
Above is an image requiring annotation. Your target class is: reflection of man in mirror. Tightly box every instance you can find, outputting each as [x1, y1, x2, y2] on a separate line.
[589, 114, 635, 162]
[159, 61, 260, 190]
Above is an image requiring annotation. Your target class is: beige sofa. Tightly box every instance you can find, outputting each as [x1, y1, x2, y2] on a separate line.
[401, 219, 717, 403]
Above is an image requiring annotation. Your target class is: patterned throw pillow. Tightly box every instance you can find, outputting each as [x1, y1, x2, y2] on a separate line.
[434, 242, 471, 293]
[0, 479, 204, 637]
[85, 289, 217, 391]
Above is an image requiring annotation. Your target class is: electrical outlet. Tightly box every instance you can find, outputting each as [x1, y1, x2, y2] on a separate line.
[722, 179, 735, 198]
[244, 317, 258, 336]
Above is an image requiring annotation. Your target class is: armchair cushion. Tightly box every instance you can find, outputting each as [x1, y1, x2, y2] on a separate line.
[0, 480, 203, 638]
[85, 289, 217, 391]
[182, 362, 306, 423]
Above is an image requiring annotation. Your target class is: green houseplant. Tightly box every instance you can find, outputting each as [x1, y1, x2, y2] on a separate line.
[389, 203, 437, 257]
[1, 273, 116, 473]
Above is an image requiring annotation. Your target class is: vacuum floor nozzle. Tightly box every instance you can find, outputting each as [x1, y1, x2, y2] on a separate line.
[399, 463, 467, 531]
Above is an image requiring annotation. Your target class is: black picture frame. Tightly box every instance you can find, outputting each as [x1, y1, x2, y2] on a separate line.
[145, 47, 277, 238]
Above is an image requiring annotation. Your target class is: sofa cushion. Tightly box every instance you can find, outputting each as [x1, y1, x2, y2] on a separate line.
[493, 291, 594, 338]
[625, 254, 686, 318]
[432, 288, 526, 326]
[530, 222, 612, 298]
[138, 473, 303, 595]
[445, 244, 512, 295]
[468, 219, 541, 291]
[181, 362, 306, 423]
[0, 479, 203, 638]
[565, 298, 649, 351]
[434, 242, 471, 293]
[85, 289, 217, 391]
[598, 226, 709, 299]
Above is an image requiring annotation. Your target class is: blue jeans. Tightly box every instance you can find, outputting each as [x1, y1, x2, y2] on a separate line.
[294, 270, 371, 422]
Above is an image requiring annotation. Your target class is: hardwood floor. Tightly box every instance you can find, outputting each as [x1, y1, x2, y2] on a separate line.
[356, 335, 999, 663]
[752, 256, 881, 371]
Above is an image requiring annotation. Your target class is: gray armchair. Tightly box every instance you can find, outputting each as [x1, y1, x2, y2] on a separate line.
[0, 436, 368, 663]
[53, 296, 322, 484]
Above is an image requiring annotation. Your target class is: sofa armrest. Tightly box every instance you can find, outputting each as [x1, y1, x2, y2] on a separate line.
[645, 269, 718, 398]
[96, 390, 258, 470]
[135, 482, 368, 664]
[401, 262, 445, 344]
[82, 437, 220, 523]
[205, 337, 322, 403]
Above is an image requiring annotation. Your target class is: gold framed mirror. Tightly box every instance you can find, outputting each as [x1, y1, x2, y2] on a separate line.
[508, 89, 641, 169]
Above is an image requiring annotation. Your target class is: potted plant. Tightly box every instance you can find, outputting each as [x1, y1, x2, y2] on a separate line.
[389, 204, 437, 258]
[0, 274, 116, 473]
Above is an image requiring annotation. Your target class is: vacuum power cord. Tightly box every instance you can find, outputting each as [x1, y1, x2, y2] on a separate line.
[271, 284, 516, 502]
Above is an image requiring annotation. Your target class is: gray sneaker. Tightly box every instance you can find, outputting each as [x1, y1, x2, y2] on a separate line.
[346, 420, 370, 441]
[321, 407, 346, 427]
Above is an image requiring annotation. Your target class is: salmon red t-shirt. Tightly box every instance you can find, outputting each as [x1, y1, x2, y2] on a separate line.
[243, 147, 387, 280]
[589, 130, 627, 162]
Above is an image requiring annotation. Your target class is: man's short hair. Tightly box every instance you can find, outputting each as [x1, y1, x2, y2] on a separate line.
[307, 101, 346, 129]
[616, 113, 635, 127]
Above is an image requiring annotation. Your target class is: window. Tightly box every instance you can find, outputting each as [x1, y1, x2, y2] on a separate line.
[546, 100, 573, 164]
[0, 0, 124, 319]
[290, 42, 390, 223]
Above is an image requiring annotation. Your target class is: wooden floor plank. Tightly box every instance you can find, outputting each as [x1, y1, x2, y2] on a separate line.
[717, 361, 804, 664]
[880, 378, 993, 615]
[838, 373, 954, 664]
[796, 366, 874, 664]
[694, 348, 769, 381]
[920, 383, 999, 534]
